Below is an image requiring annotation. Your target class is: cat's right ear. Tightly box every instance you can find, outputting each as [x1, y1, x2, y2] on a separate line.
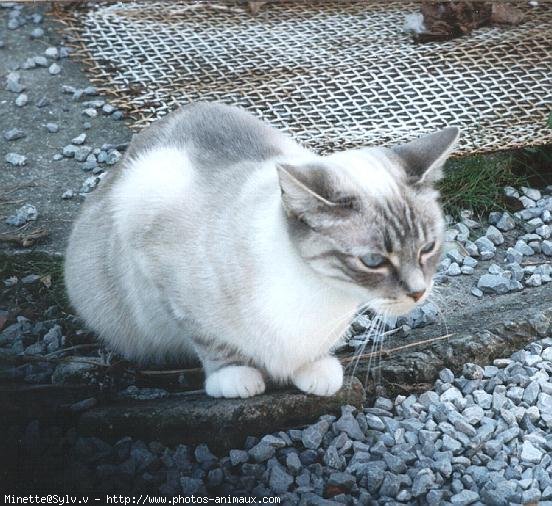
[276, 163, 354, 226]
[276, 163, 334, 219]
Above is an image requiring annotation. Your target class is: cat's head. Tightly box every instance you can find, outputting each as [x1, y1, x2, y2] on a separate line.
[277, 127, 459, 316]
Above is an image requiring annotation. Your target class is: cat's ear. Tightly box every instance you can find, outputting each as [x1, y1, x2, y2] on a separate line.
[392, 127, 459, 186]
[276, 163, 356, 226]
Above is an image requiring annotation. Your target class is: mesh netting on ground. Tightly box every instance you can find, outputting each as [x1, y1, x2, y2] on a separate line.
[54, 1, 552, 154]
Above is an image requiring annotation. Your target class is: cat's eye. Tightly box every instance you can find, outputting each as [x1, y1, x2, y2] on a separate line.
[420, 241, 436, 255]
[359, 253, 388, 269]
[333, 196, 357, 209]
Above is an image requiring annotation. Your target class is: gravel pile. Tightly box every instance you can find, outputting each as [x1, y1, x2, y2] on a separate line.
[1, 1, 127, 219]
[437, 187, 552, 298]
[6, 337, 551, 503]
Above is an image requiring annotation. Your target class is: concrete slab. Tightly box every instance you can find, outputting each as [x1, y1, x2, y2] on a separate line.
[0, 4, 132, 257]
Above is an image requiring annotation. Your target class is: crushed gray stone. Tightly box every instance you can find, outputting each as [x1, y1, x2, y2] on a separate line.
[83, 108, 97, 118]
[72, 133, 87, 145]
[5, 72, 25, 93]
[30, 27, 43, 38]
[15, 93, 28, 106]
[48, 62, 61, 75]
[45, 46, 59, 59]
[3, 127, 25, 141]
[5, 152, 27, 166]
[477, 274, 510, 295]
[33, 55, 48, 67]
[496, 212, 516, 232]
[5, 203, 37, 226]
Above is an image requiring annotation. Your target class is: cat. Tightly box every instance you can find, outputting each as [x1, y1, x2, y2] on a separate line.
[64, 102, 459, 399]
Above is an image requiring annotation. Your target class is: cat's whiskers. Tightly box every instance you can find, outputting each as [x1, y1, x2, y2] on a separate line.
[361, 311, 388, 389]
[346, 307, 380, 380]
[376, 311, 390, 386]
[426, 286, 450, 336]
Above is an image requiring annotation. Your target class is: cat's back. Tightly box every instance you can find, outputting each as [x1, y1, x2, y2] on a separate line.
[126, 102, 297, 173]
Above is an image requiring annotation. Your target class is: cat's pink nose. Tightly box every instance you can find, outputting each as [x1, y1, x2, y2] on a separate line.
[408, 290, 426, 302]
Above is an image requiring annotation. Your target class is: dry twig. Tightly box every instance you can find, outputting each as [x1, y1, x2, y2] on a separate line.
[340, 333, 454, 365]
[0, 227, 48, 247]
[45, 343, 100, 357]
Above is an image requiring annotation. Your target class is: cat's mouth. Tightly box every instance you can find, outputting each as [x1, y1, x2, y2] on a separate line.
[374, 295, 428, 316]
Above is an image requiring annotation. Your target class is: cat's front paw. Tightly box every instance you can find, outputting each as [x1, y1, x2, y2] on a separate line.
[205, 365, 265, 398]
[293, 356, 343, 396]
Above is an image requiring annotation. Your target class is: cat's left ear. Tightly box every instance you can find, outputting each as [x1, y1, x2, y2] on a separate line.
[392, 127, 460, 186]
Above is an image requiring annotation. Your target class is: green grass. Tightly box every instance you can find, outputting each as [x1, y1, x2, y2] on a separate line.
[439, 152, 528, 218]
[0, 253, 69, 312]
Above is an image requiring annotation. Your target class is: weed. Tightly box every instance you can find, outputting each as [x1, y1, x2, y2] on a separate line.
[440, 153, 527, 218]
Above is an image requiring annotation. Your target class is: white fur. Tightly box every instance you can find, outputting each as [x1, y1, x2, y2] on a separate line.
[247, 183, 359, 379]
[293, 356, 344, 396]
[327, 148, 404, 201]
[111, 147, 195, 240]
[205, 366, 265, 398]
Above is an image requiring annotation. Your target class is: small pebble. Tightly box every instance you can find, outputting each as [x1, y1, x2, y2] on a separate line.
[15, 93, 28, 107]
[5, 72, 25, 93]
[30, 27, 44, 39]
[35, 97, 50, 108]
[83, 108, 97, 118]
[5, 152, 27, 166]
[45, 46, 59, 59]
[48, 63, 61, 75]
[72, 133, 87, 145]
[33, 56, 47, 67]
[5, 203, 37, 226]
[3, 128, 25, 141]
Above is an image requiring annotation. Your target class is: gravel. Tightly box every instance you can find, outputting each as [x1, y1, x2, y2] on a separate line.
[15, 93, 28, 106]
[5, 152, 27, 166]
[45, 46, 59, 59]
[477, 274, 510, 295]
[72, 133, 87, 145]
[5, 328, 548, 501]
[30, 27, 44, 39]
[46, 122, 59, 133]
[48, 62, 61, 75]
[496, 212, 516, 232]
[3, 127, 25, 141]
[83, 107, 98, 118]
[5, 71, 25, 93]
[4, 203, 37, 226]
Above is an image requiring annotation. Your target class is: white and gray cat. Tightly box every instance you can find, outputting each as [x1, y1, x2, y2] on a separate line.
[65, 102, 459, 398]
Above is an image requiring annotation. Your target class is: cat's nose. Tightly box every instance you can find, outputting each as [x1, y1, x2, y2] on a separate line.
[407, 290, 426, 302]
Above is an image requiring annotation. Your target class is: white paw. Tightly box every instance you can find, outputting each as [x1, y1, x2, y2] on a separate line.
[205, 365, 265, 398]
[293, 356, 343, 396]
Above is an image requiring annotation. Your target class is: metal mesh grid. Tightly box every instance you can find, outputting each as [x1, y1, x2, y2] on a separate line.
[55, 1, 552, 154]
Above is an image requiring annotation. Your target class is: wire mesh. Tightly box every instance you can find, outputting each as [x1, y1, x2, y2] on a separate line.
[54, 1, 552, 154]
